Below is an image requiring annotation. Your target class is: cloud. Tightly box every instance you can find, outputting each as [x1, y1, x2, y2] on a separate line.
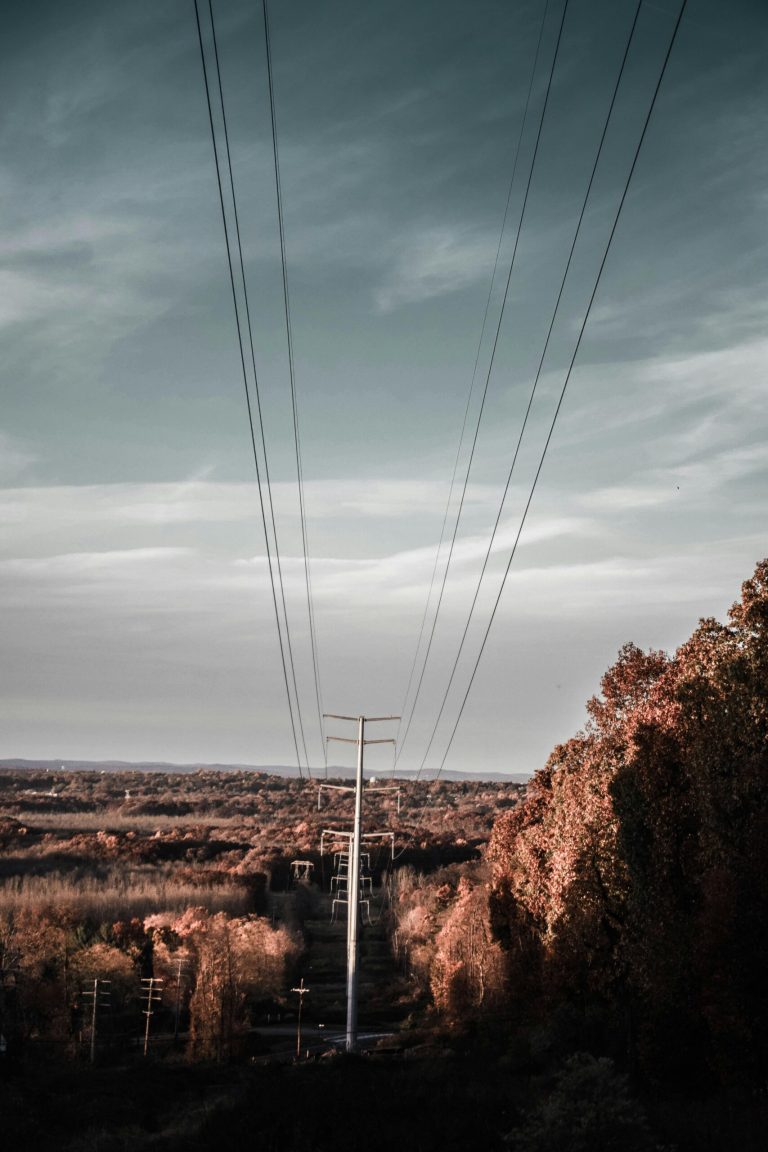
[494, 540, 767, 624]
[636, 337, 768, 413]
[0, 431, 35, 483]
[0, 186, 192, 390]
[0, 474, 761, 770]
[0, 476, 505, 551]
[375, 225, 498, 312]
[579, 484, 670, 511]
[0, 477, 600, 627]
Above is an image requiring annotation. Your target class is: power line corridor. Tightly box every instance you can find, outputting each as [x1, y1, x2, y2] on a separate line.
[193, 0, 690, 787]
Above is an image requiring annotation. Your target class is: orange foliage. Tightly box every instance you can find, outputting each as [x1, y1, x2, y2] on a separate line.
[489, 560, 768, 1090]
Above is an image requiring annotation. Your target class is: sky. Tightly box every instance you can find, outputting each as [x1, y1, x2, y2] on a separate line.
[1, 0, 766, 777]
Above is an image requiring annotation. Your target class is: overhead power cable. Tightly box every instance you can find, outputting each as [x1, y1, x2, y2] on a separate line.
[194, 0, 305, 779]
[428, 0, 689, 781]
[263, 0, 327, 773]
[394, 0, 552, 762]
[414, 0, 645, 779]
[206, 0, 312, 775]
[395, 0, 570, 768]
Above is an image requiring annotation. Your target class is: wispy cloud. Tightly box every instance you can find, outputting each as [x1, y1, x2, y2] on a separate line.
[0, 477, 504, 551]
[375, 225, 497, 312]
[1, 470, 754, 630]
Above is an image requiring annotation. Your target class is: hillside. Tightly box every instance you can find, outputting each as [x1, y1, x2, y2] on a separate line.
[0, 758, 528, 783]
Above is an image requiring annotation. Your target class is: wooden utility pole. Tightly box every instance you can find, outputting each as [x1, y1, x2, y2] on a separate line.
[82, 978, 111, 1064]
[290, 977, 309, 1057]
[141, 977, 163, 1057]
[325, 713, 398, 1053]
[90, 980, 98, 1064]
[172, 956, 188, 1041]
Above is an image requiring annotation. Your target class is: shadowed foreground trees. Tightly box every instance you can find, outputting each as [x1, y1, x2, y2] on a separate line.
[488, 559, 768, 1093]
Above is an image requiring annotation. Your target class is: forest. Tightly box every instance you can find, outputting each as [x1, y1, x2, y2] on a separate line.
[2, 560, 767, 1151]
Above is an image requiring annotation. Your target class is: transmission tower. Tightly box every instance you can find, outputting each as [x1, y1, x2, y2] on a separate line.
[324, 713, 398, 1052]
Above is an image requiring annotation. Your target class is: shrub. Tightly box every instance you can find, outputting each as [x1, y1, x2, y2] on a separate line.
[506, 1053, 654, 1152]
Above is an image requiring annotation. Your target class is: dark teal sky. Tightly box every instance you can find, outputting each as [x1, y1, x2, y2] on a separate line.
[1, 0, 766, 773]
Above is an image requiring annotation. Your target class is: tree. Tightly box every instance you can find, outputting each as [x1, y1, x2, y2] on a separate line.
[489, 561, 768, 1090]
[506, 1053, 654, 1152]
[174, 909, 300, 1062]
[430, 875, 506, 1019]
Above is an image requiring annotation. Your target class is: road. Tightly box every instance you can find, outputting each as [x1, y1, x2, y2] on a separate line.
[252, 1022, 398, 1060]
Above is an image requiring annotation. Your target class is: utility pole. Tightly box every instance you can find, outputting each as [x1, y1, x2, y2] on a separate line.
[290, 977, 309, 1058]
[141, 977, 163, 1057]
[172, 956, 189, 1041]
[90, 979, 99, 1065]
[82, 978, 111, 1064]
[325, 713, 398, 1053]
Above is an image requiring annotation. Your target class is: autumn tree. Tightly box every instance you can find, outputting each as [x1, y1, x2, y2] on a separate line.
[614, 561, 768, 1085]
[0, 907, 77, 1049]
[489, 560, 768, 1091]
[430, 874, 506, 1019]
[169, 908, 301, 1062]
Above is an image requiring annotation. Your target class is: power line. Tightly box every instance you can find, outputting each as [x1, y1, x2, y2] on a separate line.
[414, 0, 645, 779]
[430, 0, 690, 780]
[395, 0, 571, 768]
[394, 0, 552, 761]
[193, 0, 305, 779]
[206, 0, 312, 775]
[263, 0, 327, 772]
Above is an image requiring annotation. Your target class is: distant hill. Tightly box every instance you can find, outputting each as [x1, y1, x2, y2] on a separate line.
[0, 757, 529, 783]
